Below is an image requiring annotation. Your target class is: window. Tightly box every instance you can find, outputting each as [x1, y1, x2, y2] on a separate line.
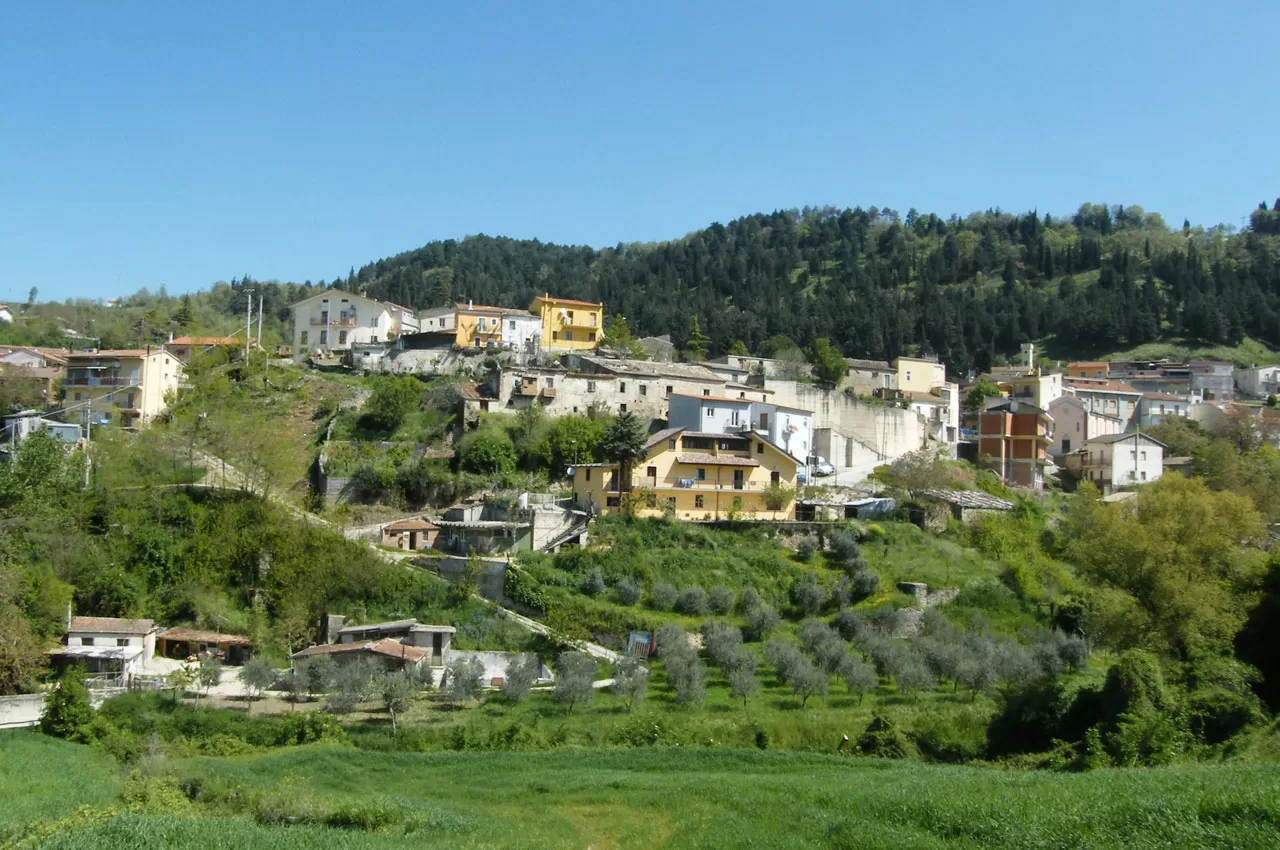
[1141, 451, 1147, 460]
[703, 389, 711, 396]
[81, 637, 95, 647]
[566, 310, 575, 323]
[606, 496, 621, 507]
[588, 332, 596, 342]
[757, 442, 764, 454]
[729, 409, 740, 426]
[668, 439, 676, 450]
[619, 382, 626, 393]
[369, 317, 377, 327]
[338, 331, 348, 344]
[509, 320, 516, 331]
[1141, 471, 1148, 481]
[666, 385, 673, 397]
[906, 371, 912, 381]
[300, 331, 308, 345]
[695, 468, 706, 480]
[620, 404, 627, 413]
[695, 495, 705, 508]
[73, 392, 81, 401]
[320, 330, 328, 344]
[545, 377, 555, 388]
[116, 638, 129, 647]
[587, 381, 597, 393]
[564, 331, 574, 341]
[771, 471, 780, 485]
[585, 469, 591, 481]
[647, 466, 657, 478]
[125, 392, 135, 409]
[706, 408, 714, 417]
[439, 318, 446, 327]
[640, 384, 647, 396]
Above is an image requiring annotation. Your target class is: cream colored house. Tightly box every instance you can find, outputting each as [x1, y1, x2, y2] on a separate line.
[290, 289, 420, 362]
[63, 348, 183, 425]
[530, 295, 603, 351]
[571, 427, 800, 520]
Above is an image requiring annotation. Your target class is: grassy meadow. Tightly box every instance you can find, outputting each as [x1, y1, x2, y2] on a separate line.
[4, 732, 1279, 849]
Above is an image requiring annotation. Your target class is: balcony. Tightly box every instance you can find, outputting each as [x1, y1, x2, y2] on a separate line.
[65, 376, 138, 388]
[640, 477, 764, 492]
[563, 314, 599, 328]
[515, 381, 539, 397]
[311, 315, 358, 326]
[540, 386, 557, 399]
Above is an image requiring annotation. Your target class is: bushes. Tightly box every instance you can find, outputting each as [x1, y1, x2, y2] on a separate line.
[615, 578, 642, 606]
[857, 715, 915, 759]
[675, 586, 709, 616]
[649, 582, 678, 611]
[457, 426, 518, 474]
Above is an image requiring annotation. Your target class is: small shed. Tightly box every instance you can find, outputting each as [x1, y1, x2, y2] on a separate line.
[918, 489, 1015, 527]
[157, 628, 253, 665]
[382, 518, 438, 551]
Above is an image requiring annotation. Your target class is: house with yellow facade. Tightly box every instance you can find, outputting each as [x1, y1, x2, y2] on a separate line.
[453, 302, 542, 353]
[530, 294, 603, 352]
[63, 347, 184, 426]
[570, 426, 801, 520]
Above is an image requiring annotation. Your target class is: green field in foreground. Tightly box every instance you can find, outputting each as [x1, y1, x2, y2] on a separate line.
[4, 732, 1280, 849]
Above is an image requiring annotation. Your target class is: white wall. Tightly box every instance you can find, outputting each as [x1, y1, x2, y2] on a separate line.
[1105, 437, 1163, 489]
[292, 292, 394, 362]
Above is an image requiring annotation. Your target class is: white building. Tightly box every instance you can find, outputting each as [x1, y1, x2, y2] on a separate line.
[57, 616, 157, 681]
[1071, 432, 1165, 494]
[1237, 365, 1280, 399]
[1048, 395, 1125, 456]
[1137, 392, 1192, 428]
[667, 393, 814, 472]
[417, 306, 456, 333]
[290, 289, 420, 363]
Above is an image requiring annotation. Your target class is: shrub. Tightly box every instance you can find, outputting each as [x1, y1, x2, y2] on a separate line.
[857, 715, 914, 759]
[833, 608, 868, 641]
[708, 586, 734, 615]
[458, 426, 518, 474]
[41, 666, 94, 742]
[649, 582, 678, 611]
[792, 574, 828, 616]
[553, 651, 597, 713]
[737, 586, 763, 613]
[675, 586, 710, 616]
[501, 654, 541, 702]
[612, 656, 649, 711]
[445, 657, 486, 704]
[742, 605, 780, 642]
[851, 569, 880, 601]
[828, 532, 861, 564]
[579, 568, 606, 597]
[615, 577, 643, 606]
[795, 536, 819, 562]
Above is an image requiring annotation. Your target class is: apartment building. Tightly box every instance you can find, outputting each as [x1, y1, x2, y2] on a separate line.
[62, 348, 184, 425]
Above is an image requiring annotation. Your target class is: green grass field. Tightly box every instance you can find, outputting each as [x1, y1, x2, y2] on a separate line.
[5, 733, 1279, 849]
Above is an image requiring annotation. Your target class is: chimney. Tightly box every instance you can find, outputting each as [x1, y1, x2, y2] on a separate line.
[66, 601, 73, 633]
[468, 299, 473, 310]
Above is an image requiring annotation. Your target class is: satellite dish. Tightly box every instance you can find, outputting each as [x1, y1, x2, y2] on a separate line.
[566, 466, 575, 477]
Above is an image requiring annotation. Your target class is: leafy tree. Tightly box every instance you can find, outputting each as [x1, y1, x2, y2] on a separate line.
[615, 577, 643, 606]
[327, 659, 376, 715]
[457, 424, 518, 474]
[807, 337, 846, 386]
[728, 666, 760, 707]
[612, 656, 649, 711]
[708, 586, 734, 615]
[837, 653, 879, 704]
[301, 655, 336, 696]
[502, 654, 541, 701]
[666, 653, 706, 706]
[553, 651, 597, 713]
[445, 656, 486, 704]
[195, 657, 222, 709]
[364, 375, 422, 432]
[788, 656, 829, 708]
[649, 581, 678, 610]
[40, 666, 94, 741]
[240, 657, 276, 708]
[743, 605, 780, 642]
[579, 568, 606, 597]
[600, 411, 647, 497]
[675, 586, 709, 615]
[0, 604, 44, 695]
[378, 671, 416, 734]
[964, 379, 1003, 413]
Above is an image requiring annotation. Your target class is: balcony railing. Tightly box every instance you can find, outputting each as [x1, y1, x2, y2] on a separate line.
[311, 315, 358, 326]
[65, 376, 138, 388]
[637, 477, 762, 492]
[564, 315, 599, 328]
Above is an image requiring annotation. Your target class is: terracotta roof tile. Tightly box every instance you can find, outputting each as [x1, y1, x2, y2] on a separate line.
[69, 616, 155, 635]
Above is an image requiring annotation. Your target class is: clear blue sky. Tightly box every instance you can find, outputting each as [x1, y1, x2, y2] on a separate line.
[2, 1, 1277, 302]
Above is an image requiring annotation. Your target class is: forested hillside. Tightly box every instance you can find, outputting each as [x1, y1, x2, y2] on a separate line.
[347, 201, 1280, 372]
[8, 201, 1280, 373]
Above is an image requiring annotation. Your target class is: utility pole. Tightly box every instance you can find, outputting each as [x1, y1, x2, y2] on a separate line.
[256, 293, 264, 353]
[245, 289, 255, 362]
[84, 396, 91, 488]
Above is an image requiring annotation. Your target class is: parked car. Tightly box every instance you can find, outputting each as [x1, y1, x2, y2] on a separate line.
[808, 455, 836, 476]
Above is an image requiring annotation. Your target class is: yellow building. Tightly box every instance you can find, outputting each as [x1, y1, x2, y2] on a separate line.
[453, 303, 541, 352]
[63, 348, 184, 426]
[570, 427, 799, 520]
[530, 294, 604, 351]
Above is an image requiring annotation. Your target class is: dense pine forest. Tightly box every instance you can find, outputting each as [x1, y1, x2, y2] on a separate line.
[8, 201, 1280, 374]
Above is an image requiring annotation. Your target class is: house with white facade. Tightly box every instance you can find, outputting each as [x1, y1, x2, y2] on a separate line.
[1065, 432, 1165, 494]
[1237, 365, 1280, 399]
[1047, 394, 1124, 456]
[667, 393, 813, 473]
[417, 306, 456, 333]
[290, 289, 420, 363]
[1137, 392, 1192, 428]
[53, 616, 157, 682]
[844, 358, 897, 396]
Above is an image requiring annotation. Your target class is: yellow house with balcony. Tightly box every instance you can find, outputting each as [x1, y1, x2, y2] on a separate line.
[530, 294, 604, 351]
[63, 348, 184, 426]
[570, 427, 799, 520]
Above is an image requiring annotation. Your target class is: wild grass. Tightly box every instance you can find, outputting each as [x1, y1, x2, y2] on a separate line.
[16, 745, 1280, 849]
[0, 733, 121, 844]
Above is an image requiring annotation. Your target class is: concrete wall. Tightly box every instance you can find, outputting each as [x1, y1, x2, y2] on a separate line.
[0, 694, 47, 729]
[432, 557, 508, 602]
[764, 380, 928, 478]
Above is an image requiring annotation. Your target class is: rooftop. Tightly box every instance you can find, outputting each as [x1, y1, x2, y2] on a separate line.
[292, 638, 431, 663]
[846, 358, 894, 371]
[69, 616, 155, 635]
[920, 489, 1015, 511]
[1086, 432, 1168, 448]
[168, 336, 242, 346]
[530, 294, 603, 308]
[669, 392, 750, 404]
[578, 355, 723, 382]
[1068, 361, 1109, 369]
[644, 427, 684, 449]
[158, 627, 252, 646]
[65, 349, 175, 360]
[1067, 379, 1143, 394]
[384, 519, 438, 531]
[336, 618, 419, 636]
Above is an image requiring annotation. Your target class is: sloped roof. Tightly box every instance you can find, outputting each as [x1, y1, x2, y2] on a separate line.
[1086, 432, 1168, 448]
[384, 519, 437, 531]
[530, 295, 603, 308]
[644, 427, 684, 449]
[1142, 392, 1186, 402]
[158, 627, 252, 646]
[69, 616, 155, 635]
[337, 618, 418, 635]
[921, 489, 1014, 511]
[168, 336, 241, 346]
[669, 392, 750, 404]
[291, 638, 430, 663]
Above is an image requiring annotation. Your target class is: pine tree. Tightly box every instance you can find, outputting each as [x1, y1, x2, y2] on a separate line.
[686, 316, 710, 361]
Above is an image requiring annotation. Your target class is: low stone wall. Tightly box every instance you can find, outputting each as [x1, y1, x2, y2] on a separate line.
[0, 694, 46, 729]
